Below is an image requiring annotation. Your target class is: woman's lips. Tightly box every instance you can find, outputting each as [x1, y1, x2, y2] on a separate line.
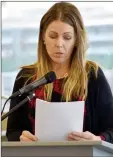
[55, 52, 63, 55]
[54, 52, 64, 57]
[55, 52, 63, 54]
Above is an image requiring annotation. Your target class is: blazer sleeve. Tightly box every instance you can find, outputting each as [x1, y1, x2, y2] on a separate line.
[96, 67, 113, 143]
[6, 69, 32, 141]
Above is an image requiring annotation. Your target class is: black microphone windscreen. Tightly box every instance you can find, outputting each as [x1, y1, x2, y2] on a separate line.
[45, 71, 56, 83]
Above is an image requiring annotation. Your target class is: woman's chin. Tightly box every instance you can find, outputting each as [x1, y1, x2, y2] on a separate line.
[52, 60, 65, 64]
[50, 58, 66, 64]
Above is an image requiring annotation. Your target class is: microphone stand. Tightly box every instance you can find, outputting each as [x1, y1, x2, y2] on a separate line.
[1, 92, 36, 121]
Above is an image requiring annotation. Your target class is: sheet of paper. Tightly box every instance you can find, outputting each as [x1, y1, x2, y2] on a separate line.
[35, 99, 84, 141]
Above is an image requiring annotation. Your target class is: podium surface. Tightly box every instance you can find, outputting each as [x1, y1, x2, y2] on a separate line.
[2, 140, 113, 157]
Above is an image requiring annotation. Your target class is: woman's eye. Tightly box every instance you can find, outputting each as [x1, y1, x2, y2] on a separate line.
[64, 37, 72, 40]
[49, 36, 57, 39]
[49, 35, 72, 40]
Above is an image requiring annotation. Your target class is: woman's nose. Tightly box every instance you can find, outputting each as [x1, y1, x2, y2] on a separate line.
[56, 45, 63, 48]
[55, 38, 63, 48]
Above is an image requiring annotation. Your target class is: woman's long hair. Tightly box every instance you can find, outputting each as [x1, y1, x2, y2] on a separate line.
[22, 2, 98, 101]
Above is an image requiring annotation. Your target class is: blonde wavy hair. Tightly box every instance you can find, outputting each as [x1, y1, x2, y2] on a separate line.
[22, 2, 98, 101]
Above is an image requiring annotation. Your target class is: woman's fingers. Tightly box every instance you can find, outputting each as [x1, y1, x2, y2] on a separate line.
[68, 134, 85, 141]
[20, 130, 38, 141]
[20, 135, 33, 141]
[68, 131, 101, 141]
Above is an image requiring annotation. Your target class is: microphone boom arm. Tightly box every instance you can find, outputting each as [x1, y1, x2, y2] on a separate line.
[1, 92, 36, 121]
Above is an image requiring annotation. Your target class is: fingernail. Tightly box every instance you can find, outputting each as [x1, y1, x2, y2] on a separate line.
[69, 134, 73, 138]
[34, 137, 38, 141]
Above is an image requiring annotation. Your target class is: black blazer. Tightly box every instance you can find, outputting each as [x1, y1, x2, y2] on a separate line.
[6, 67, 113, 143]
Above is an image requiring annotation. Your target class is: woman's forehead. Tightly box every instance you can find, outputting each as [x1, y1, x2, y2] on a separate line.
[45, 20, 75, 34]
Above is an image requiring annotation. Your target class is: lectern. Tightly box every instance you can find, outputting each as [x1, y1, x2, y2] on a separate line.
[2, 140, 113, 157]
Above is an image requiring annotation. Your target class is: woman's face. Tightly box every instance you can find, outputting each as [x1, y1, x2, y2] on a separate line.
[43, 20, 76, 65]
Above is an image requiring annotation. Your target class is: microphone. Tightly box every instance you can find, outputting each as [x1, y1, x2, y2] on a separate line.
[9, 71, 56, 99]
[1, 71, 56, 121]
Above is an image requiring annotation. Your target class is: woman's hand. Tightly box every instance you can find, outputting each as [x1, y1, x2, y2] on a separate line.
[68, 131, 101, 141]
[20, 131, 38, 141]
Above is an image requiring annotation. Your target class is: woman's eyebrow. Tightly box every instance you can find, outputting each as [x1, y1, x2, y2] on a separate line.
[49, 31, 57, 34]
[49, 31, 73, 35]
[63, 32, 73, 35]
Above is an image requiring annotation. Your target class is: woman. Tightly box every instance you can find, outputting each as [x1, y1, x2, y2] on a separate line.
[6, 2, 113, 143]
